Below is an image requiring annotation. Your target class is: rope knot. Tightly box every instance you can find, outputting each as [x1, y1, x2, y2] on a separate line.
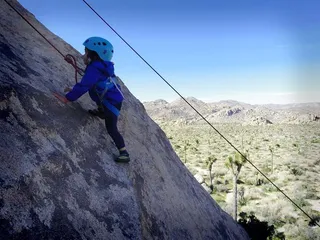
[64, 54, 84, 83]
[64, 55, 74, 64]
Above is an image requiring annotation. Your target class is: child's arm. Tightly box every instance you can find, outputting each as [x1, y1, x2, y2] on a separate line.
[65, 64, 100, 101]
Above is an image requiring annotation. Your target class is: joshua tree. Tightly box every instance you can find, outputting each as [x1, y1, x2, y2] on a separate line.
[206, 155, 217, 191]
[238, 186, 245, 206]
[208, 128, 213, 146]
[293, 142, 301, 154]
[225, 151, 248, 220]
[268, 146, 274, 174]
[184, 140, 190, 163]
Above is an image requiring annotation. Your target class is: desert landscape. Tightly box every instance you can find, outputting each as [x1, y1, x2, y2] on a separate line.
[144, 98, 320, 239]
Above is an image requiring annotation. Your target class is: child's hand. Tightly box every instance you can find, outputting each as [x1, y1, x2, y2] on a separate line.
[53, 93, 69, 104]
[64, 87, 72, 93]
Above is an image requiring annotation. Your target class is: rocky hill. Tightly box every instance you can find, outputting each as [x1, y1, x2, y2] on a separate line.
[0, 0, 249, 239]
[143, 98, 320, 125]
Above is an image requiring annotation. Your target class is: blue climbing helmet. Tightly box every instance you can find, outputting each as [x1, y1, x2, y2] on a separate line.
[83, 37, 114, 61]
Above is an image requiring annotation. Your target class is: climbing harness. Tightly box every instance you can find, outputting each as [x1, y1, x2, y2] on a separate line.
[90, 60, 125, 116]
[93, 76, 123, 117]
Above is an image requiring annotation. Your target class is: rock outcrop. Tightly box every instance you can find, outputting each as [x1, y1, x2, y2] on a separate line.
[144, 99, 320, 125]
[0, 1, 249, 239]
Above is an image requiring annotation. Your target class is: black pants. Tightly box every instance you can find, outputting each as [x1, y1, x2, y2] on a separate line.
[103, 102, 125, 150]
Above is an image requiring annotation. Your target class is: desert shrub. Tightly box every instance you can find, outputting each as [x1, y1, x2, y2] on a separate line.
[194, 162, 202, 167]
[293, 196, 309, 208]
[198, 159, 205, 164]
[214, 178, 223, 185]
[216, 183, 229, 193]
[262, 166, 271, 174]
[304, 228, 320, 240]
[285, 219, 320, 240]
[212, 193, 226, 203]
[313, 159, 320, 165]
[243, 175, 257, 186]
[215, 168, 228, 177]
[262, 184, 276, 193]
[245, 187, 266, 201]
[311, 138, 320, 144]
[291, 168, 303, 176]
[284, 215, 297, 224]
[306, 192, 320, 200]
[290, 184, 310, 208]
[191, 147, 198, 152]
[239, 197, 249, 206]
[259, 199, 295, 226]
[304, 186, 319, 200]
[273, 232, 286, 240]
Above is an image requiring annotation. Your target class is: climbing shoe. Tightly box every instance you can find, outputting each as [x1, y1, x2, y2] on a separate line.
[88, 108, 105, 119]
[115, 152, 130, 163]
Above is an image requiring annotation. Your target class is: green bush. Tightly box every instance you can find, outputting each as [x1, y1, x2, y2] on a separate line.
[216, 184, 229, 193]
[212, 193, 226, 204]
[239, 197, 249, 206]
[311, 138, 320, 144]
[291, 168, 303, 176]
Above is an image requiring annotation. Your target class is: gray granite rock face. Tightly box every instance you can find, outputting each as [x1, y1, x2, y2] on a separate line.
[0, 1, 249, 239]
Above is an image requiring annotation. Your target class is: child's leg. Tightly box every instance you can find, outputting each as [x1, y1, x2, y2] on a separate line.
[103, 103, 130, 162]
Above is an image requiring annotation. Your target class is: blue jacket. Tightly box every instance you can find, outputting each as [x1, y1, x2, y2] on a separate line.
[66, 60, 124, 107]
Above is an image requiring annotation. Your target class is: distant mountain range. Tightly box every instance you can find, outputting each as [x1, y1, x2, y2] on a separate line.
[143, 98, 320, 124]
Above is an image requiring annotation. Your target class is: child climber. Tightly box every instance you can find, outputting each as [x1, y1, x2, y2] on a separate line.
[59, 36, 130, 163]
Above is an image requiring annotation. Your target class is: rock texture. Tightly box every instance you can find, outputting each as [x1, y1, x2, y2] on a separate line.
[0, 1, 249, 239]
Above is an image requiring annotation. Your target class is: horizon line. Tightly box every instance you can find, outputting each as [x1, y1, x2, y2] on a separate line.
[141, 97, 320, 106]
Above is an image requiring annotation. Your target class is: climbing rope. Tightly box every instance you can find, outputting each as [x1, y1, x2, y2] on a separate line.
[82, 0, 319, 227]
[3, 0, 83, 84]
[65, 54, 84, 83]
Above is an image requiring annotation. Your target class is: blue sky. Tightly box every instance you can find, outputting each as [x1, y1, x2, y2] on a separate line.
[18, 0, 320, 104]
